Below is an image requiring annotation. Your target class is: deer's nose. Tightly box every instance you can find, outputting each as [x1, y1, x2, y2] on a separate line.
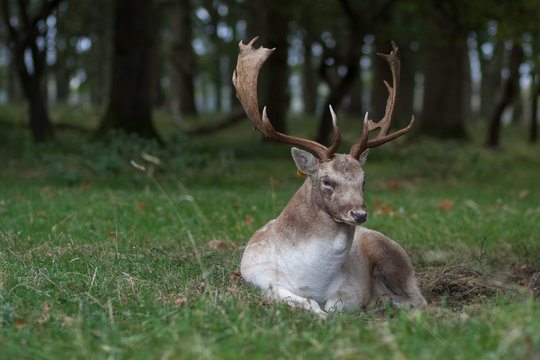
[350, 210, 367, 224]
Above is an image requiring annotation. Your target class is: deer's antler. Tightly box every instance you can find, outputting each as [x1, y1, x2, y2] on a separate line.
[349, 41, 415, 159]
[233, 37, 341, 161]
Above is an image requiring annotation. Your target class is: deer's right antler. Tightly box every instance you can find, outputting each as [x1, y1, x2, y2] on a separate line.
[349, 41, 415, 159]
[232, 37, 341, 161]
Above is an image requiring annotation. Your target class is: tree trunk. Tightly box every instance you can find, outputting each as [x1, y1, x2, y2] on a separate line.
[486, 43, 524, 148]
[421, 37, 468, 139]
[53, 9, 69, 103]
[511, 84, 523, 124]
[15, 35, 54, 142]
[152, 56, 166, 108]
[89, 0, 111, 106]
[302, 37, 318, 115]
[479, 40, 504, 121]
[529, 72, 538, 144]
[97, 0, 160, 140]
[316, 0, 363, 145]
[206, 2, 223, 112]
[395, 45, 416, 128]
[261, 1, 289, 133]
[462, 45, 473, 122]
[317, 51, 361, 145]
[27, 77, 54, 141]
[151, 5, 165, 108]
[346, 71, 363, 116]
[7, 60, 22, 102]
[1, 0, 59, 142]
[171, 0, 197, 116]
[54, 57, 70, 102]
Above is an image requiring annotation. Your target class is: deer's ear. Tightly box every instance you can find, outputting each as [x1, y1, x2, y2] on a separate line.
[291, 147, 319, 175]
[358, 150, 369, 167]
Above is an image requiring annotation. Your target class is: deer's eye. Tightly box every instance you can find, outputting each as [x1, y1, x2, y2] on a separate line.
[321, 179, 334, 190]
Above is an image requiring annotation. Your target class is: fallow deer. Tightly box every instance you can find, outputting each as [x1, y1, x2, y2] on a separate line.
[233, 37, 426, 316]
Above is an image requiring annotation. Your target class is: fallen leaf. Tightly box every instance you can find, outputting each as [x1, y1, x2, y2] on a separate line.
[208, 239, 237, 250]
[157, 294, 186, 307]
[519, 190, 529, 199]
[80, 181, 93, 190]
[15, 318, 27, 330]
[137, 202, 147, 210]
[389, 181, 400, 190]
[208, 239, 229, 249]
[245, 214, 254, 228]
[173, 296, 186, 306]
[229, 272, 242, 280]
[437, 199, 454, 211]
[374, 199, 382, 214]
[374, 199, 396, 216]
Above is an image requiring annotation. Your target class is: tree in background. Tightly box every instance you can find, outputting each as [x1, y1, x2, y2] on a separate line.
[1, 0, 62, 142]
[87, 0, 113, 106]
[483, 0, 539, 147]
[531, 72, 538, 144]
[240, 0, 290, 133]
[301, 31, 318, 116]
[97, 0, 160, 140]
[316, 0, 395, 145]
[418, 1, 470, 139]
[0, 0, 538, 147]
[477, 24, 504, 122]
[486, 42, 524, 147]
[170, 0, 197, 116]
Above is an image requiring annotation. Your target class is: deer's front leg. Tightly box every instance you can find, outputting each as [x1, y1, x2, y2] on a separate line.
[269, 286, 327, 318]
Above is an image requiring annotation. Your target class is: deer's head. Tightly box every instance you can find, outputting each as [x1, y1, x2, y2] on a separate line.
[291, 148, 369, 225]
[233, 37, 414, 226]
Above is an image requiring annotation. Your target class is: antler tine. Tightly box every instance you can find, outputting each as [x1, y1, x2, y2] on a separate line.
[325, 105, 341, 158]
[350, 41, 415, 159]
[233, 37, 340, 161]
[349, 112, 370, 158]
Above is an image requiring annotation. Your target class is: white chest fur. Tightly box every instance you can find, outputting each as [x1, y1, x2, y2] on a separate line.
[272, 231, 352, 302]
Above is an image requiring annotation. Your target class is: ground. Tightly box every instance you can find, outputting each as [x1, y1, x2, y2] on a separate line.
[0, 105, 539, 359]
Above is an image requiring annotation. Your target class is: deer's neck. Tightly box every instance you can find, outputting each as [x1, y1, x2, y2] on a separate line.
[275, 179, 355, 244]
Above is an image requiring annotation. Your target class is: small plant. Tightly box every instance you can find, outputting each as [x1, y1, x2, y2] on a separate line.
[80, 131, 209, 176]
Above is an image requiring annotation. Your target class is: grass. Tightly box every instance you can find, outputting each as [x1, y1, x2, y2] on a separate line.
[0, 105, 539, 359]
